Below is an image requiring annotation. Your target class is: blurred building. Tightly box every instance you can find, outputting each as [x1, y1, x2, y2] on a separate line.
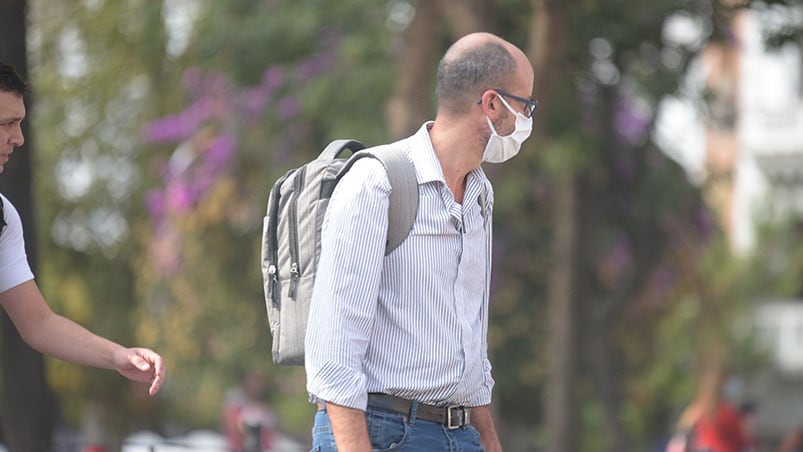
[718, 5, 803, 446]
[738, 6, 803, 251]
[752, 299, 803, 441]
[658, 4, 803, 446]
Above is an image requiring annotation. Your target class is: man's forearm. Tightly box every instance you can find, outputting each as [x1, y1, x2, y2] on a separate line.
[0, 280, 122, 368]
[472, 405, 502, 452]
[33, 312, 123, 368]
[326, 401, 372, 452]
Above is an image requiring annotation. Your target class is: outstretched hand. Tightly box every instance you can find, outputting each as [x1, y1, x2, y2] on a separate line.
[112, 347, 166, 395]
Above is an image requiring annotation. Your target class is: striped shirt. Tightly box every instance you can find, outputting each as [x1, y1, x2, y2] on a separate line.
[305, 122, 495, 410]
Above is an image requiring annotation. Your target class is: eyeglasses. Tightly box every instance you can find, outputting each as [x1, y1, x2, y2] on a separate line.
[477, 89, 539, 118]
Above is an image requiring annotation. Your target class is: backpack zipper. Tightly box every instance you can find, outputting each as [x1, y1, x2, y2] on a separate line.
[267, 171, 291, 308]
[267, 264, 278, 307]
[288, 167, 306, 299]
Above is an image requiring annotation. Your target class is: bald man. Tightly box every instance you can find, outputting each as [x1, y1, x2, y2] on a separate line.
[305, 33, 537, 451]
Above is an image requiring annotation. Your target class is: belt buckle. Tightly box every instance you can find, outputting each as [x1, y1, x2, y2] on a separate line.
[446, 405, 468, 429]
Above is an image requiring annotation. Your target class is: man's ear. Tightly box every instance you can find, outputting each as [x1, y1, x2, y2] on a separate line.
[479, 90, 501, 117]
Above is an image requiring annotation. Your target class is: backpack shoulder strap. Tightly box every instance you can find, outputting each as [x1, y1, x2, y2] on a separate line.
[0, 195, 6, 238]
[371, 143, 418, 255]
[337, 141, 418, 255]
[319, 139, 365, 160]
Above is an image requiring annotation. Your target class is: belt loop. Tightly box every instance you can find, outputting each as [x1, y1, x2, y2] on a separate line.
[408, 400, 418, 426]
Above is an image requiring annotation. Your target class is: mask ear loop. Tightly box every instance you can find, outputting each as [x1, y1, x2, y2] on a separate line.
[495, 94, 519, 116]
[479, 91, 515, 135]
[485, 94, 522, 138]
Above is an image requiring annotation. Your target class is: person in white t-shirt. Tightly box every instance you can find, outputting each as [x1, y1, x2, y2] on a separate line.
[0, 62, 165, 395]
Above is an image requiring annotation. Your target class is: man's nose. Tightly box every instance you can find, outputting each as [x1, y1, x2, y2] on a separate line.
[9, 126, 24, 147]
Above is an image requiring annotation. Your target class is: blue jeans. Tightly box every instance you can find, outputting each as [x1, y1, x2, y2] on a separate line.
[310, 403, 485, 451]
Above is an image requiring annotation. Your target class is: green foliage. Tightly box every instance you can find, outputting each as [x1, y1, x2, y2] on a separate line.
[25, 0, 803, 449]
[127, 0, 400, 435]
[28, 0, 401, 436]
[29, 0, 180, 436]
[614, 230, 786, 447]
[485, 1, 803, 449]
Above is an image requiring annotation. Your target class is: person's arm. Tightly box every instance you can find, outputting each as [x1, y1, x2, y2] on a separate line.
[305, 158, 389, 408]
[326, 402, 371, 452]
[0, 279, 165, 395]
[471, 405, 502, 452]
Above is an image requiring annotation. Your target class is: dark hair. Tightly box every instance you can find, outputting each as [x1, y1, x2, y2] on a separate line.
[435, 41, 517, 115]
[0, 62, 31, 96]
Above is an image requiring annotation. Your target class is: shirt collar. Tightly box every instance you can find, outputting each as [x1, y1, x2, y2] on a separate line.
[408, 121, 444, 185]
[408, 121, 489, 189]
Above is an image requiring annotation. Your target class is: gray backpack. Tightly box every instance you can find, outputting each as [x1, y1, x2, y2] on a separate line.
[260, 139, 418, 365]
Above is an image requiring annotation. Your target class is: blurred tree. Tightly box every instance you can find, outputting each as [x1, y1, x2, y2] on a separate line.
[132, 0, 402, 437]
[134, 0, 770, 449]
[22, 0, 803, 450]
[487, 0, 795, 450]
[525, 1, 577, 451]
[26, 0, 178, 446]
[0, 0, 57, 450]
[385, 0, 494, 137]
[522, 1, 803, 451]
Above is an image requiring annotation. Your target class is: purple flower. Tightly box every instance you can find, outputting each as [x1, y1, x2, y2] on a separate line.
[241, 86, 270, 118]
[166, 182, 196, 213]
[145, 190, 166, 223]
[205, 133, 236, 166]
[608, 236, 633, 269]
[693, 206, 716, 238]
[142, 99, 214, 144]
[613, 95, 652, 147]
[262, 67, 284, 91]
[277, 96, 301, 119]
[651, 266, 674, 294]
[597, 235, 633, 288]
[295, 51, 336, 82]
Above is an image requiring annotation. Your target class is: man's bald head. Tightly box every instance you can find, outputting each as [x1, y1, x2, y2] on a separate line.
[435, 33, 525, 116]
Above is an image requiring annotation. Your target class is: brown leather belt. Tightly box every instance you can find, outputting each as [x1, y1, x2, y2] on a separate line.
[367, 393, 471, 429]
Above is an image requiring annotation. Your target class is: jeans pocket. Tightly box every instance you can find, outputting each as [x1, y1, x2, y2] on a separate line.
[468, 424, 483, 448]
[366, 408, 409, 451]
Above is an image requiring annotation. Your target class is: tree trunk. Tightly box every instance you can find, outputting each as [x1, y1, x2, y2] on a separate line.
[527, 1, 576, 451]
[587, 316, 630, 451]
[385, 0, 441, 139]
[385, 0, 500, 139]
[434, 0, 492, 37]
[543, 174, 578, 452]
[529, 0, 571, 106]
[0, 0, 57, 449]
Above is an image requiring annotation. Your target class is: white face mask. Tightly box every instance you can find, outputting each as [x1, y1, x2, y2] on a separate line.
[482, 95, 533, 163]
